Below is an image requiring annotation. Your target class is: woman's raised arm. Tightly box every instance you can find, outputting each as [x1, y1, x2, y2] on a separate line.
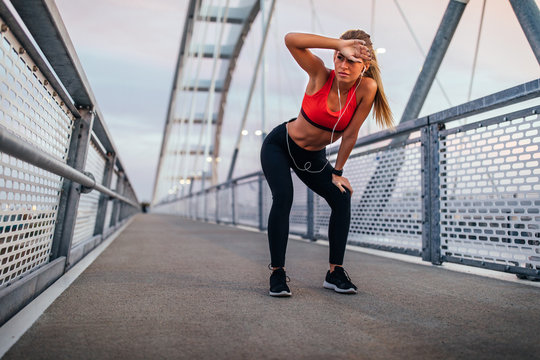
[284, 32, 371, 78]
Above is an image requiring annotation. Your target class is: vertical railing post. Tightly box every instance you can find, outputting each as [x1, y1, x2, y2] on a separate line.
[307, 188, 315, 240]
[232, 181, 237, 225]
[93, 152, 116, 238]
[258, 173, 264, 231]
[421, 125, 432, 262]
[119, 177, 130, 222]
[422, 122, 443, 265]
[50, 108, 95, 268]
[216, 186, 220, 223]
[204, 188, 207, 222]
[110, 171, 125, 228]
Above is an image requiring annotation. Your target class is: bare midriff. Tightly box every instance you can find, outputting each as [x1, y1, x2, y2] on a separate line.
[286, 113, 343, 151]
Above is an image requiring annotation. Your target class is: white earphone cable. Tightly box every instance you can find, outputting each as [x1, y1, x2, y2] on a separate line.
[286, 70, 364, 174]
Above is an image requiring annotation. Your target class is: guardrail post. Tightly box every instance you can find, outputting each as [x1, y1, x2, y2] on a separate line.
[119, 178, 130, 221]
[307, 188, 315, 240]
[216, 186, 220, 223]
[258, 173, 264, 231]
[110, 171, 124, 227]
[93, 152, 116, 238]
[232, 181, 237, 225]
[50, 108, 95, 267]
[421, 122, 443, 265]
[204, 189, 208, 222]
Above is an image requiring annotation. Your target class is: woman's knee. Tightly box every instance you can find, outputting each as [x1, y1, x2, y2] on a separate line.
[326, 187, 351, 210]
[272, 189, 294, 210]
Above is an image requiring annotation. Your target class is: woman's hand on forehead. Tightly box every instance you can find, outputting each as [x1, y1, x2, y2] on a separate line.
[339, 39, 371, 62]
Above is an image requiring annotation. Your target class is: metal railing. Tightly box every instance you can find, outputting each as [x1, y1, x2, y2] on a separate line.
[0, 1, 139, 325]
[153, 78, 540, 279]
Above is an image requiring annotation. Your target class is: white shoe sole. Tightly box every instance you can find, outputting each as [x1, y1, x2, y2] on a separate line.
[269, 290, 292, 297]
[323, 281, 357, 294]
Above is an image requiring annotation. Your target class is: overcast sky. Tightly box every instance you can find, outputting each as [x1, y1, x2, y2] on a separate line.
[54, 0, 539, 202]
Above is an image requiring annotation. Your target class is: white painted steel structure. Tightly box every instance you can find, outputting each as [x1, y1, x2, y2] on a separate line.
[153, 0, 261, 204]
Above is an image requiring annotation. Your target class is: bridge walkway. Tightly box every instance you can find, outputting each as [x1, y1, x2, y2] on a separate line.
[4, 214, 540, 359]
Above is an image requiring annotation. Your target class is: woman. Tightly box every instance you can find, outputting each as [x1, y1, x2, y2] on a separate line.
[260, 30, 393, 297]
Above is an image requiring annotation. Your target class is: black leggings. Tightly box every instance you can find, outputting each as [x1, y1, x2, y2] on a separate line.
[260, 119, 351, 268]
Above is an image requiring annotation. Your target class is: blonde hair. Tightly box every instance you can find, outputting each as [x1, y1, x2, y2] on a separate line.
[340, 30, 394, 129]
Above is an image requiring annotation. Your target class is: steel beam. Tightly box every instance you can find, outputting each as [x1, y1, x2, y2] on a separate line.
[509, 0, 540, 64]
[399, 0, 469, 124]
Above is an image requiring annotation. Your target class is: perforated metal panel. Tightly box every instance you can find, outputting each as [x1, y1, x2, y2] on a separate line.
[290, 174, 308, 235]
[103, 200, 113, 230]
[217, 185, 233, 223]
[0, 24, 73, 288]
[189, 195, 197, 219]
[72, 141, 106, 245]
[197, 192, 204, 220]
[440, 113, 540, 270]
[314, 143, 423, 252]
[235, 179, 259, 227]
[206, 188, 216, 222]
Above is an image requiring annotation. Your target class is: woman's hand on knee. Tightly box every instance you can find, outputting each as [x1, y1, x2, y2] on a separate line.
[332, 174, 353, 195]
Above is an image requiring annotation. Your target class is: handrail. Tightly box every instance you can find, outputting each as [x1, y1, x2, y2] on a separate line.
[327, 78, 540, 156]
[0, 124, 139, 208]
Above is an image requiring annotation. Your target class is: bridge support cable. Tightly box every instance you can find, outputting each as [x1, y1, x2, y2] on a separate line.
[509, 0, 540, 65]
[200, 2, 230, 191]
[398, 0, 468, 124]
[467, 0, 486, 102]
[260, 0, 268, 141]
[227, 0, 276, 181]
[392, 0, 453, 107]
[370, 0, 375, 38]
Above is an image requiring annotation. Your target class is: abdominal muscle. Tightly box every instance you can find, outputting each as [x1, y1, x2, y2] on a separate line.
[286, 113, 343, 151]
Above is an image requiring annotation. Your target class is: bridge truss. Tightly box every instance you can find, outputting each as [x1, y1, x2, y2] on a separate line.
[152, 0, 261, 205]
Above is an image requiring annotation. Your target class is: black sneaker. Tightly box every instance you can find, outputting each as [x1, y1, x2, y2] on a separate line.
[323, 266, 358, 294]
[269, 268, 291, 297]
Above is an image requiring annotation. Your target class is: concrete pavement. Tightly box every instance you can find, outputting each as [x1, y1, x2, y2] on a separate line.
[4, 213, 540, 359]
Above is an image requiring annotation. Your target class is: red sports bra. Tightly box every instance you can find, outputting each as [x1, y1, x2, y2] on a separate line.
[300, 70, 359, 133]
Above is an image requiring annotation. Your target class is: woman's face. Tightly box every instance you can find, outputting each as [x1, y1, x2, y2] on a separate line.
[334, 51, 367, 82]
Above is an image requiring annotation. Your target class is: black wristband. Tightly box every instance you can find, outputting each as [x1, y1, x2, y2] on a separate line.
[332, 168, 343, 176]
